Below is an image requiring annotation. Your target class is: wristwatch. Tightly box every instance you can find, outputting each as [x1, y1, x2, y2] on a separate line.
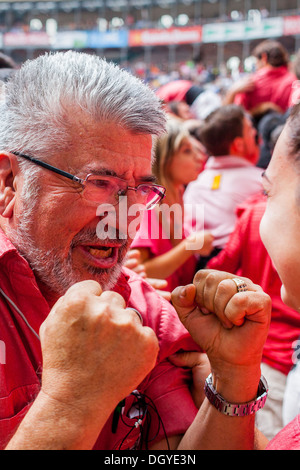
[204, 373, 268, 417]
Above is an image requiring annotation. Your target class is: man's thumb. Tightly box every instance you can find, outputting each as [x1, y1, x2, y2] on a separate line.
[169, 351, 204, 369]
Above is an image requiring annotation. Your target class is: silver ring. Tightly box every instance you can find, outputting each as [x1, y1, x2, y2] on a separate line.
[232, 278, 248, 293]
[126, 307, 143, 325]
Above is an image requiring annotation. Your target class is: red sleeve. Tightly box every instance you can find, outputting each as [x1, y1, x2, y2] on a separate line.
[234, 92, 251, 110]
[127, 271, 200, 445]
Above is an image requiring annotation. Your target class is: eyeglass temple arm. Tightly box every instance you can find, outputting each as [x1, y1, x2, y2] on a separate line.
[11, 151, 83, 184]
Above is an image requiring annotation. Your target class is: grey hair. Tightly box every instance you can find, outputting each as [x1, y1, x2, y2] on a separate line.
[0, 51, 166, 165]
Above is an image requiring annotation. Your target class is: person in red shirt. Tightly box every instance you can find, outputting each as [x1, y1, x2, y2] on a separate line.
[171, 103, 300, 450]
[224, 40, 296, 118]
[0, 51, 211, 450]
[207, 193, 300, 440]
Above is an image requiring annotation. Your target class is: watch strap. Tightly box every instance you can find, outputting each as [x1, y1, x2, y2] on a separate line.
[204, 373, 268, 417]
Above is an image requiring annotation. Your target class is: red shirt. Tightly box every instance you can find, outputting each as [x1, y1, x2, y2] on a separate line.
[0, 230, 199, 449]
[208, 194, 300, 376]
[234, 65, 296, 113]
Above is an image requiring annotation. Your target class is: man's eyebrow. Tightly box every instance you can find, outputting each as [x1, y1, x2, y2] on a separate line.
[84, 166, 157, 183]
[138, 174, 158, 184]
[261, 171, 272, 184]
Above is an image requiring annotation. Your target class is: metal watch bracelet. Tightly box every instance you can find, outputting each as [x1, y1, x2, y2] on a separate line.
[204, 373, 268, 417]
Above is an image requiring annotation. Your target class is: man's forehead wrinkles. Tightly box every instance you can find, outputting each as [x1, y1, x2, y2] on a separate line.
[75, 138, 152, 161]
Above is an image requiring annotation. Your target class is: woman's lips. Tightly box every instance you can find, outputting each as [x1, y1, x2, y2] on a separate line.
[77, 244, 119, 268]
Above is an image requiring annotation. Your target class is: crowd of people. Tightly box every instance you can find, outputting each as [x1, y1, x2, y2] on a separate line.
[0, 39, 300, 450]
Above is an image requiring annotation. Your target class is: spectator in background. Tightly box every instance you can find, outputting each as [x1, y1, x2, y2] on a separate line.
[156, 79, 221, 123]
[184, 105, 262, 266]
[166, 101, 194, 121]
[0, 52, 18, 83]
[131, 120, 214, 294]
[156, 79, 196, 104]
[256, 48, 300, 169]
[256, 112, 286, 169]
[224, 40, 296, 122]
[207, 192, 300, 440]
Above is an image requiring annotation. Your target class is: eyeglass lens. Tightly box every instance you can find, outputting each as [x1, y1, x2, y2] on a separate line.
[83, 175, 164, 209]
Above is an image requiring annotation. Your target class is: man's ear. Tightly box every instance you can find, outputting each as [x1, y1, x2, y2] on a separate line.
[0, 152, 18, 219]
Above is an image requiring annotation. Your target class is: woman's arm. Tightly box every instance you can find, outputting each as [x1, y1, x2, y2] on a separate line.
[138, 232, 214, 280]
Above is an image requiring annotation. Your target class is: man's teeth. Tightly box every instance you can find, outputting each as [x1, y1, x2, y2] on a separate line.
[87, 246, 113, 259]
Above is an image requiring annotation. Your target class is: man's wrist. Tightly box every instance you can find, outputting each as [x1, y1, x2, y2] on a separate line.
[6, 390, 94, 450]
[205, 373, 268, 417]
[210, 365, 262, 404]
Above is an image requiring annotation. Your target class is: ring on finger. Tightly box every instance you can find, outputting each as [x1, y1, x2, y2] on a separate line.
[232, 278, 248, 293]
[126, 307, 143, 325]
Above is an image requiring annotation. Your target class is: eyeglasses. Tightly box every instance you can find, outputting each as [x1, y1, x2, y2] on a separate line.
[12, 151, 166, 210]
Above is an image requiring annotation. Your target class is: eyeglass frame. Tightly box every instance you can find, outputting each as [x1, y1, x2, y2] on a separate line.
[11, 151, 166, 209]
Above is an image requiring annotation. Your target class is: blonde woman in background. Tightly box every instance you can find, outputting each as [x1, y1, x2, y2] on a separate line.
[130, 120, 214, 295]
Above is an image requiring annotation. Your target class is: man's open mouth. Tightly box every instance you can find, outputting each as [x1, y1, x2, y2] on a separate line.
[87, 245, 113, 259]
[78, 243, 120, 268]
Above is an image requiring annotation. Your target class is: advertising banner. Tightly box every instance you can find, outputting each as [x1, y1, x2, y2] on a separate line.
[202, 17, 283, 43]
[51, 31, 88, 49]
[87, 30, 129, 48]
[129, 26, 202, 47]
[3, 31, 51, 47]
[283, 16, 300, 36]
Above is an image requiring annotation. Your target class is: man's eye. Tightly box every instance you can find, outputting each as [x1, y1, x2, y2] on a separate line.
[91, 179, 113, 189]
[138, 185, 152, 196]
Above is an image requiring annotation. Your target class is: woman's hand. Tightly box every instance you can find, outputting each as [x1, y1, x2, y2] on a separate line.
[171, 270, 272, 384]
[185, 230, 214, 256]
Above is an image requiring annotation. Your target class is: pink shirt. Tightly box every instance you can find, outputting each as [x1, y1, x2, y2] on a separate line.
[131, 208, 197, 292]
[183, 156, 262, 248]
[156, 80, 193, 103]
[0, 230, 199, 449]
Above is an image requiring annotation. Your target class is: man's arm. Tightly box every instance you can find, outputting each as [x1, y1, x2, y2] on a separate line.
[6, 281, 159, 450]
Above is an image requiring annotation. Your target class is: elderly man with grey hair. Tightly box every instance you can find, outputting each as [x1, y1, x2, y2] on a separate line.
[0, 51, 272, 451]
[0, 51, 206, 450]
